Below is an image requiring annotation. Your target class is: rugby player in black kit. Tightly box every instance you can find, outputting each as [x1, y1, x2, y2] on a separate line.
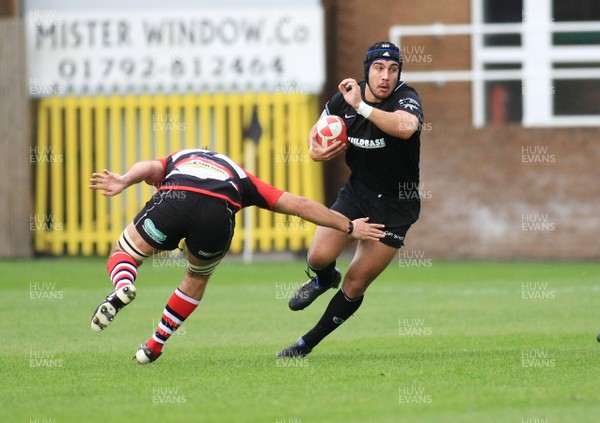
[278, 41, 424, 357]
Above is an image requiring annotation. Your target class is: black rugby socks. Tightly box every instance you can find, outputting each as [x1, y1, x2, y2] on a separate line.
[308, 260, 337, 288]
[301, 289, 364, 349]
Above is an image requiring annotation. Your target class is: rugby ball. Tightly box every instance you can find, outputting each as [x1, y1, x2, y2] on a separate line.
[316, 115, 348, 148]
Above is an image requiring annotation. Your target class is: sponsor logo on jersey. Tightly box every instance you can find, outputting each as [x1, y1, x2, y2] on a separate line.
[348, 136, 386, 149]
[344, 113, 356, 119]
[179, 159, 230, 178]
[398, 97, 420, 111]
[142, 219, 167, 244]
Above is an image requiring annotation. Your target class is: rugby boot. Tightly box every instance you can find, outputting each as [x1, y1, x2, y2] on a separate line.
[288, 268, 341, 311]
[276, 338, 312, 358]
[90, 284, 137, 332]
[133, 341, 162, 364]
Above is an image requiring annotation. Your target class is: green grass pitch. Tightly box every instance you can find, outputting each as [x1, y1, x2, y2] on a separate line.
[1, 257, 599, 422]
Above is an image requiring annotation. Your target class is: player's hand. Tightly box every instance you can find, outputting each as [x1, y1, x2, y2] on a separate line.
[349, 217, 386, 241]
[89, 169, 127, 197]
[338, 78, 362, 109]
[308, 124, 348, 161]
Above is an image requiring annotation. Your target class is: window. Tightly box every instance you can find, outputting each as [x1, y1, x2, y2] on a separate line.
[484, 64, 522, 123]
[553, 0, 600, 21]
[479, 0, 600, 126]
[553, 0, 600, 45]
[550, 0, 600, 121]
[483, 0, 522, 46]
[388, 0, 600, 126]
[553, 79, 600, 115]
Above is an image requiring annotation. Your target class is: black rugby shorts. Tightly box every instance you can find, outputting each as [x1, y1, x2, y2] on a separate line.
[331, 178, 415, 249]
[133, 190, 236, 260]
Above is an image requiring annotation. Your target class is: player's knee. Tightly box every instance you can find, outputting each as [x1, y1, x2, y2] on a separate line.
[341, 281, 366, 299]
[342, 272, 373, 298]
[187, 259, 222, 276]
[117, 230, 149, 263]
[307, 250, 333, 269]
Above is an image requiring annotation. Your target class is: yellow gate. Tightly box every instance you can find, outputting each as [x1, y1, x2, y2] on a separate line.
[33, 93, 322, 256]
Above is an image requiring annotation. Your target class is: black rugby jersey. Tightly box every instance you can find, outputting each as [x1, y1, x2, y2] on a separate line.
[155, 149, 284, 211]
[325, 81, 423, 199]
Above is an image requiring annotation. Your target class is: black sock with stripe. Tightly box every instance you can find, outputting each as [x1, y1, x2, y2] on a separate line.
[301, 289, 364, 349]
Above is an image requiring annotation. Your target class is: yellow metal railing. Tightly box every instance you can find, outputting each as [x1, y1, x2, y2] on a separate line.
[33, 93, 322, 256]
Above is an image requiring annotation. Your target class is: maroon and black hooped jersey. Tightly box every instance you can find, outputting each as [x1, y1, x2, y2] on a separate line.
[155, 149, 284, 211]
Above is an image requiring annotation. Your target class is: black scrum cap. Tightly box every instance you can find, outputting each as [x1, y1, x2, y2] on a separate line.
[363, 41, 402, 81]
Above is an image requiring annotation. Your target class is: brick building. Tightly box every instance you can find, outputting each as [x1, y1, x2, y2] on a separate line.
[1, 0, 598, 259]
[322, 0, 600, 259]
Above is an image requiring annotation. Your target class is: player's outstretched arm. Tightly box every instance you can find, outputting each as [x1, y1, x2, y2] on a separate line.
[89, 160, 164, 197]
[272, 192, 385, 241]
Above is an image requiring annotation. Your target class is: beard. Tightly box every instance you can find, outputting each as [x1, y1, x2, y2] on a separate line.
[366, 78, 398, 102]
